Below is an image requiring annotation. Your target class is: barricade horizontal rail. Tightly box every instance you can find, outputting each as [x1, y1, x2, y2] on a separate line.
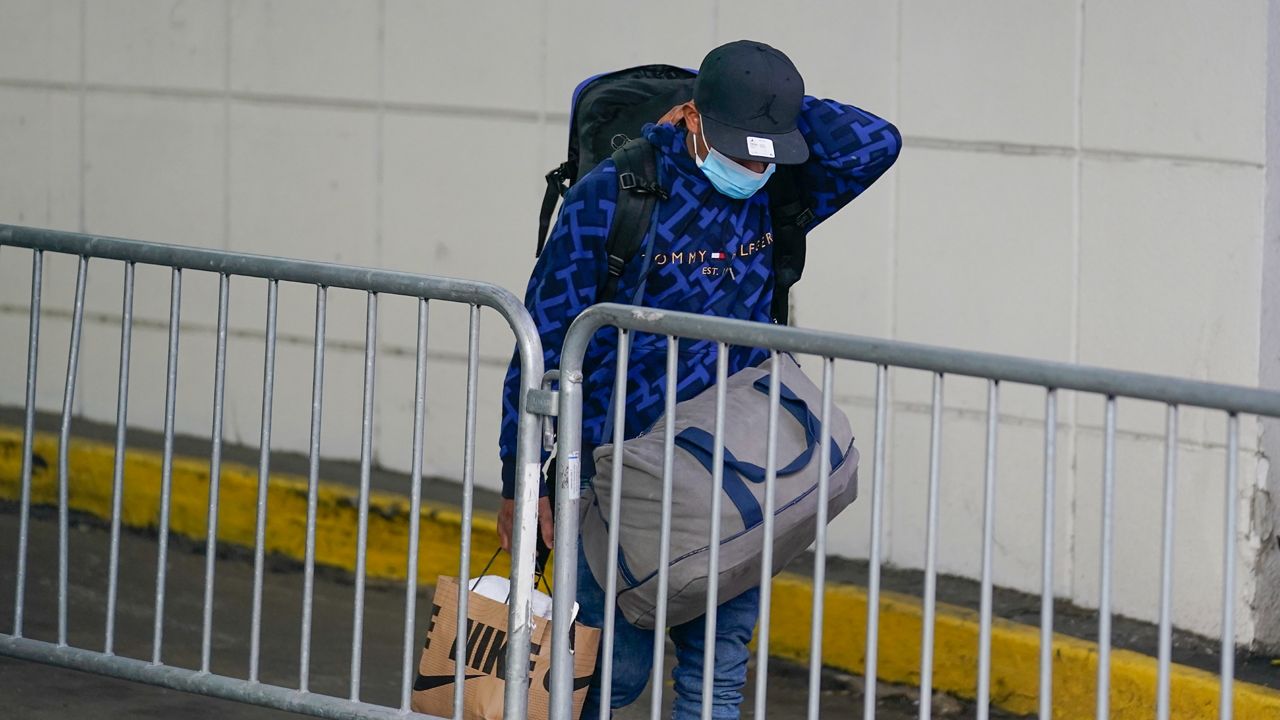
[557, 304, 1280, 417]
[0, 638, 415, 720]
[0, 226, 530, 307]
[0, 224, 547, 720]
[548, 302, 1280, 720]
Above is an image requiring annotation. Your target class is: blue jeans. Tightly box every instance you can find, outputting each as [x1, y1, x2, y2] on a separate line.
[575, 542, 761, 720]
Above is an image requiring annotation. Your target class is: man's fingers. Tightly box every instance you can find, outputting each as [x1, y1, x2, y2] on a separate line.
[539, 497, 555, 549]
[497, 498, 554, 554]
[540, 514, 555, 550]
[655, 102, 692, 127]
[497, 499, 514, 553]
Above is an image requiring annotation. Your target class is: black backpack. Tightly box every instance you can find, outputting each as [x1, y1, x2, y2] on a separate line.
[537, 64, 815, 324]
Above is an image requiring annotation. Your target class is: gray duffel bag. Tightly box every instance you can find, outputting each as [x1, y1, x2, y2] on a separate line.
[581, 353, 860, 629]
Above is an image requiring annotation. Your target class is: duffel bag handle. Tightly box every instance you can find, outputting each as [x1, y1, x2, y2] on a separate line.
[672, 377, 844, 529]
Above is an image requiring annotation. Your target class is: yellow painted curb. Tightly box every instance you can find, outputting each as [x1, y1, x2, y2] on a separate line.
[763, 575, 1280, 719]
[2, 425, 1278, 718]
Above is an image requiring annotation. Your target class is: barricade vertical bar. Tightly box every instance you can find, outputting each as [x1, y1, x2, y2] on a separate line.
[807, 359, 836, 720]
[454, 304, 480, 720]
[1096, 397, 1117, 720]
[351, 291, 378, 701]
[58, 255, 89, 648]
[649, 336, 681, 720]
[503, 307, 542, 720]
[13, 249, 43, 639]
[919, 373, 944, 720]
[599, 329, 632, 720]
[1039, 389, 1058, 720]
[1220, 413, 1239, 720]
[550, 366, 584, 720]
[976, 380, 999, 720]
[152, 266, 181, 661]
[201, 273, 230, 673]
[299, 285, 326, 692]
[249, 279, 278, 682]
[699, 343, 730, 720]
[863, 364, 889, 720]
[401, 298, 430, 712]
[104, 261, 134, 656]
[1156, 405, 1178, 720]
[752, 351, 782, 720]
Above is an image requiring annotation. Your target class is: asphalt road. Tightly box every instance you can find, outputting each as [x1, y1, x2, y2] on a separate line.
[0, 508, 1012, 719]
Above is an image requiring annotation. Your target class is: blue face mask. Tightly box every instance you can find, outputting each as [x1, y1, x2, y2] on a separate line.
[694, 127, 775, 200]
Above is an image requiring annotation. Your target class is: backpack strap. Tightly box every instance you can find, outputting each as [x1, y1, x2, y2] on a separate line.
[600, 138, 666, 303]
[767, 166, 815, 325]
[537, 161, 572, 256]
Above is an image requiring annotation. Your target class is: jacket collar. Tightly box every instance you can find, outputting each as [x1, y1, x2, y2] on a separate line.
[643, 122, 704, 186]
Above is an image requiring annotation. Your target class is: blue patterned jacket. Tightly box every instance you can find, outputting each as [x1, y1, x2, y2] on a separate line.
[499, 96, 901, 497]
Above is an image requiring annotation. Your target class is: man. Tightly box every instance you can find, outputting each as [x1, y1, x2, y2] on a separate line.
[497, 40, 900, 719]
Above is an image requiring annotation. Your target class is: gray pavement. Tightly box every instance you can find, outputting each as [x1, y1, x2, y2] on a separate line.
[0, 507, 1013, 719]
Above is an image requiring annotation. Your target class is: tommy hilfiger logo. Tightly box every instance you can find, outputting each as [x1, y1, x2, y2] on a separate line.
[651, 232, 774, 267]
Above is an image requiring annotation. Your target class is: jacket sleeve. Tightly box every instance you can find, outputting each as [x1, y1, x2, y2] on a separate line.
[793, 96, 901, 226]
[498, 165, 617, 498]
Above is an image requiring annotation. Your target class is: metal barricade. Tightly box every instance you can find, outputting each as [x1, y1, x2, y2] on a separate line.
[0, 225, 547, 720]
[548, 303, 1280, 720]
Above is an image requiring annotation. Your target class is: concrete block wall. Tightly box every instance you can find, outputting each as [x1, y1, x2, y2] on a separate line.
[1, 0, 1277, 648]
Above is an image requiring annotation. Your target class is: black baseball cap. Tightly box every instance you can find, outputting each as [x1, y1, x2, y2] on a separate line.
[693, 40, 809, 165]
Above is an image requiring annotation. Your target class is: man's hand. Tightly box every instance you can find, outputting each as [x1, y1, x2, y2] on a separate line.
[497, 497, 555, 554]
[655, 101, 695, 128]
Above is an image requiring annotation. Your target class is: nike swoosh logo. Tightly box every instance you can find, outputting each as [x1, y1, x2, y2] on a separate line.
[542, 670, 594, 693]
[414, 673, 484, 691]
[415, 671, 591, 693]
